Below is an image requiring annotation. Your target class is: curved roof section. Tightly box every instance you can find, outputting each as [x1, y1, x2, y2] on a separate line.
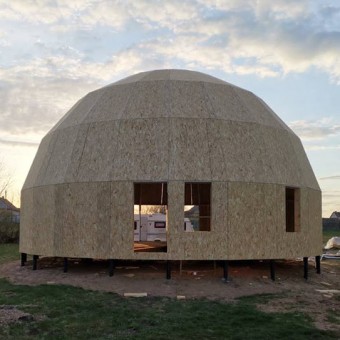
[50, 69, 290, 133]
[23, 69, 319, 191]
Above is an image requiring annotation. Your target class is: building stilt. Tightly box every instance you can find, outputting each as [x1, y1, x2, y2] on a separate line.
[63, 257, 68, 273]
[270, 260, 275, 281]
[303, 257, 308, 280]
[166, 260, 171, 280]
[33, 255, 39, 270]
[109, 259, 115, 277]
[315, 255, 321, 274]
[21, 253, 27, 267]
[223, 260, 228, 281]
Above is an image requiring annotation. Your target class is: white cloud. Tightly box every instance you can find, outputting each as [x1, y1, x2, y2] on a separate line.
[1, 1, 340, 81]
[320, 176, 340, 180]
[289, 119, 340, 141]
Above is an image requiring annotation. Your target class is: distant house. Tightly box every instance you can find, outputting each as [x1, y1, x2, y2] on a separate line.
[0, 196, 20, 223]
[330, 211, 340, 220]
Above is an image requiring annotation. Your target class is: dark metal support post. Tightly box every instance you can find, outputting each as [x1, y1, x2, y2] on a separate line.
[63, 257, 68, 273]
[223, 260, 228, 281]
[109, 259, 115, 277]
[21, 253, 27, 267]
[315, 255, 321, 274]
[166, 260, 171, 280]
[303, 257, 308, 280]
[33, 255, 39, 270]
[270, 260, 275, 281]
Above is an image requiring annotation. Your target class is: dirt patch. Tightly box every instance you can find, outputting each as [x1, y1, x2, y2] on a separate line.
[0, 258, 339, 332]
[0, 305, 37, 326]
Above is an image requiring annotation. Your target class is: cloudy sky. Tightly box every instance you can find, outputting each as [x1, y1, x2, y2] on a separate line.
[0, 0, 339, 216]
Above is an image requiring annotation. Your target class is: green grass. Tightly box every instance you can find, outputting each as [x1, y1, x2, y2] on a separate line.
[0, 243, 19, 265]
[0, 280, 337, 340]
[0, 243, 338, 339]
[323, 230, 340, 245]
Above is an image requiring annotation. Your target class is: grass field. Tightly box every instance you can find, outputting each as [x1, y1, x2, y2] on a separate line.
[0, 279, 338, 340]
[0, 237, 339, 339]
[0, 243, 19, 265]
[323, 230, 339, 245]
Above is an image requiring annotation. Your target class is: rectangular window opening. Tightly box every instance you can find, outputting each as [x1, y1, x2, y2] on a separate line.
[134, 183, 167, 252]
[285, 187, 300, 232]
[184, 183, 211, 232]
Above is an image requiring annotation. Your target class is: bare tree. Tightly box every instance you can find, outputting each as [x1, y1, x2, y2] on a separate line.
[0, 160, 12, 198]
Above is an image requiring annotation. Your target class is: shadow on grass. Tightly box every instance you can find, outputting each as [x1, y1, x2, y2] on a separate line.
[0, 279, 338, 339]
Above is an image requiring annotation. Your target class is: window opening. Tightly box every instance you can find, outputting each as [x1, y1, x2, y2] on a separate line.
[286, 187, 300, 232]
[184, 183, 211, 231]
[134, 182, 167, 252]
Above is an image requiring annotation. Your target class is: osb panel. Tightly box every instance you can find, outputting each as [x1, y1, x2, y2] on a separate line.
[124, 81, 171, 119]
[64, 123, 90, 182]
[168, 118, 211, 181]
[142, 69, 170, 81]
[84, 85, 133, 123]
[180, 233, 226, 260]
[23, 133, 54, 190]
[33, 131, 59, 187]
[228, 182, 279, 260]
[262, 127, 303, 188]
[167, 181, 185, 259]
[110, 181, 134, 259]
[19, 189, 34, 254]
[275, 187, 316, 258]
[211, 182, 228, 234]
[204, 83, 253, 122]
[168, 81, 213, 118]
[54, 183, 100, 258]
[31, 186, 55, 256]
[95, 182, 112, 258]
[169, 69, 225, 84]
[213, 121, 267, 183]
[308, 189, 322, 255]
[234, 88, 287, 130]
[66, 121, 120, 182]
[114, 71, 148, 85]
[42, 126, 79, 185]
[289, 134, 320, 190]
[113, 119, 169, 181]
[131, 252, 168, 260]
[57, 90, 103, 130]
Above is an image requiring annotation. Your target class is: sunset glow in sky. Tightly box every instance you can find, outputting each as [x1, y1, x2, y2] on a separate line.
[0, 0, 339, 216]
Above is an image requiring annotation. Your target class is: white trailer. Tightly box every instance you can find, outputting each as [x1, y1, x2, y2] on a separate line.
[134, 214, 194, 242]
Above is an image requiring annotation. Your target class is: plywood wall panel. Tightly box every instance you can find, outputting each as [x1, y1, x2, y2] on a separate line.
[308, 189, 323, 255]
[167, 181, 185, 258]
[113, 119, 169, 181]
[19, 189, 34, 254]
[31, 186, 55, 256]
[228, 182, 279, 260]
[169, 118, 211, 181]
[169, 81, 213, 118]
[110, 181, 134, 259]
[205, 83, 253, 122]
[23, 133, 54, 190]
[289, 134, 320, 190]
[95, 182, 112, 258]
[124, 81, 170, 119]
[84, 85, 132, 123]
[57, 90, 103, 130]
[54, 183, 99, 258]
[66, 121, 120, 182]
[42, 126, 79, 185]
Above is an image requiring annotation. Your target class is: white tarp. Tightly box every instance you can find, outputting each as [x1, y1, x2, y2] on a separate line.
[324, 236, 340, 249]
